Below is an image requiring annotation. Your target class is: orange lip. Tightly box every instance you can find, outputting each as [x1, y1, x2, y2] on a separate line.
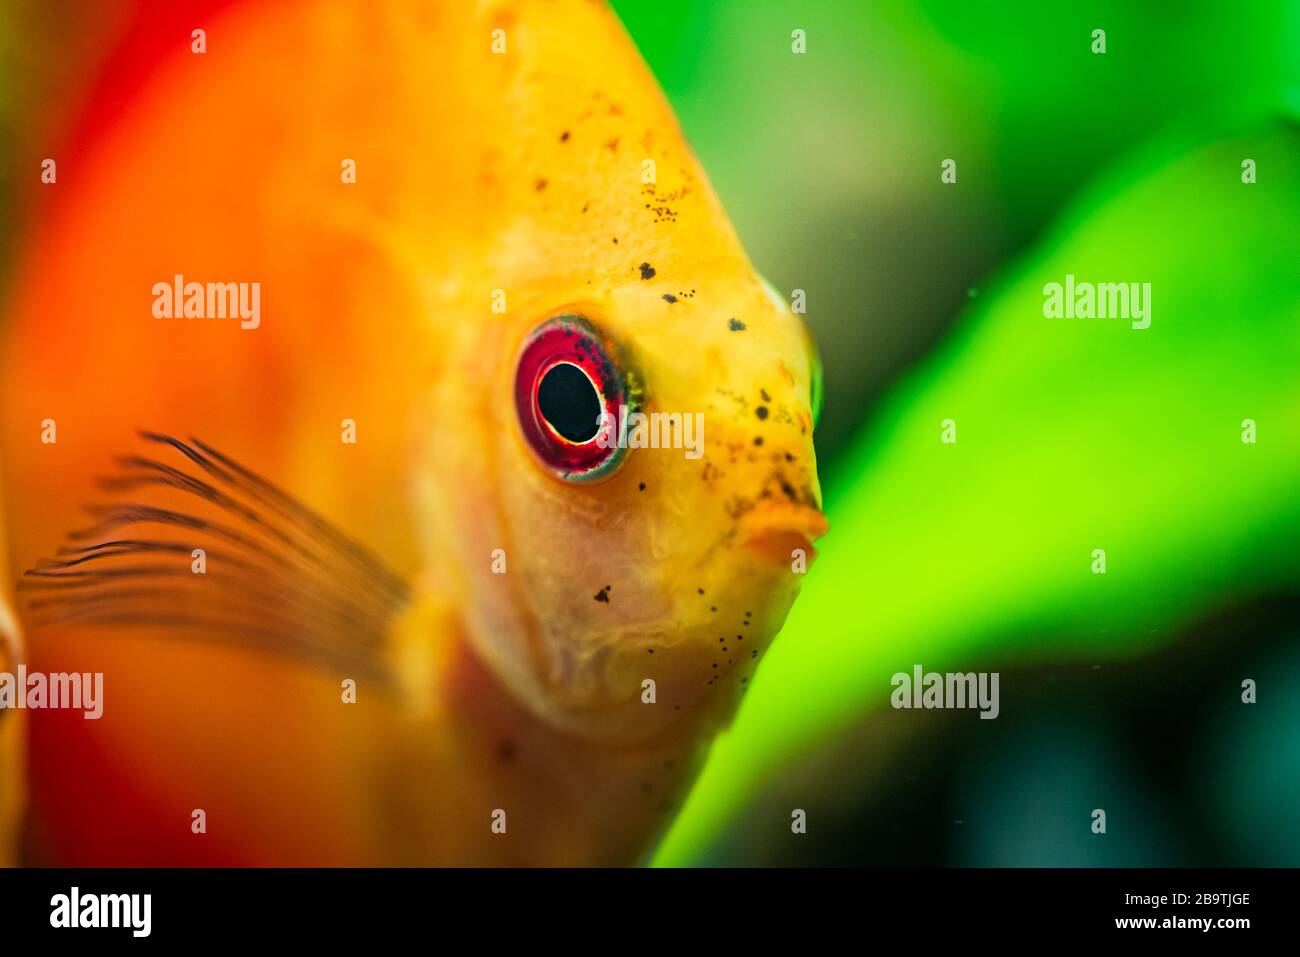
[739, 506, 829, 565]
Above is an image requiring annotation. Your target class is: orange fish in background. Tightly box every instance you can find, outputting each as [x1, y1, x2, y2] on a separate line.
[0, 488, 21, 867]
[0, 0, 825, 865]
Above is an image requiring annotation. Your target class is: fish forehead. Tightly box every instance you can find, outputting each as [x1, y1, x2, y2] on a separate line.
[464, 2, 759, 312]
[83, 0, 762, 357]
[42, 0, 741, 255]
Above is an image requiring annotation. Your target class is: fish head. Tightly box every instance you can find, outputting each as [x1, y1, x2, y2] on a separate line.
[409, 0, 826, 745]
[424, 264, 826, 746]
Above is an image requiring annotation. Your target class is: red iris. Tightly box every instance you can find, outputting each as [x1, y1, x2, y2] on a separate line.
[514, 316, 631, 481]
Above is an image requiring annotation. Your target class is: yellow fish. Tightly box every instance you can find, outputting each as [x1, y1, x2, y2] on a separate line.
[0, 0, 825, 865]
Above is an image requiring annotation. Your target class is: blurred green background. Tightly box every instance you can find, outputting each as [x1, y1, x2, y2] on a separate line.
[609, 0, 1300, 865]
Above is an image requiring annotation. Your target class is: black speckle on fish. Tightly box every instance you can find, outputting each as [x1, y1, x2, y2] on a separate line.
[594, 585, 611, 603]
[663, 294, 677, 303]
[728, 318, 746, 331]
[639, 262, 656, 280]
[756, 406, 769, 420]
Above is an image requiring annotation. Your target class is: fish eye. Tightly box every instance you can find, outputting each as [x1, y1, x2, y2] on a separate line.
[514, 315, 631, 481]
[537, 363, 601, 442]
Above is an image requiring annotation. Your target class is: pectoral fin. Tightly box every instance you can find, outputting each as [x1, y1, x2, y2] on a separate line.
[17, 432, 409, 688]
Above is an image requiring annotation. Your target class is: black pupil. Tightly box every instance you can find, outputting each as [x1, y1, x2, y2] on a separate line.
[538, 363, 602, 442]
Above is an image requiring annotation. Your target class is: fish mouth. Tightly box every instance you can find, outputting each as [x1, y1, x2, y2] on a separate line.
[738, 505, 829, 565]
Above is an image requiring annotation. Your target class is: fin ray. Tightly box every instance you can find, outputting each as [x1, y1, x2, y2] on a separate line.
[18, 433, 408, 688]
